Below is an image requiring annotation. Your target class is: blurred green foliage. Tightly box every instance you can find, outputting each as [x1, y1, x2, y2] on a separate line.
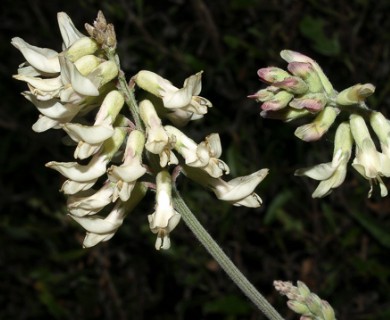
[1, 0, 390, 319]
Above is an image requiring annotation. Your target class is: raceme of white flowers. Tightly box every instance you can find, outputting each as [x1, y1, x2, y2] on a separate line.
[250, 50, 390, 198]
[12, 11, 268, 250]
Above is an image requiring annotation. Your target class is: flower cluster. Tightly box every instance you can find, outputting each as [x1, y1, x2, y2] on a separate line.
[249, 50, 337, 141]
[274, 280, 336, 320]
[251, 50, 390, 198]
[13, 11, 268, 250]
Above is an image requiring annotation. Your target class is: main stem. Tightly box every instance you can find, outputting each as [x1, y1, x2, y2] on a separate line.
[173, 188, 284, 320]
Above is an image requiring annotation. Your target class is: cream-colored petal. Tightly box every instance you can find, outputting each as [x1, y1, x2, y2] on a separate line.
[63, 123, 114, 144]
[108, 163, 146, 182]
[60, 56, 99, 96]
[57, 12, 85, 49]
[295, 162, 336, 180]
[74, 142, 101, 160]
[61, 179, 97, 194]
[23, 93, 80, 120]
[233, 193, 263, 207]
[70, 202, 125, 234]
[32, 115, 60, 132]
[67, 185, 114, 217]
[83, 232, 115, 248]
[14, 74, 63, 93]
[213, 169, 269, 202]
[11, 37, 60, 73]
[46, 156, 107, 182]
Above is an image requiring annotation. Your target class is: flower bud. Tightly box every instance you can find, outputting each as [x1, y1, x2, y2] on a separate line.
[305, 293, 323, 316]
[88, 60, 119, 88]
[66, 37, 99, 62]
[257, 67, 291, 83]
[289, 93, 327, 112]
[101, 127, 127, 160]
[336, 83, 375, 105]
[297, 281, 311, 298]
[294, 106, 338, 142]
[247, 88, 276, 102]
[135, 70, 166, 97]
[260, 107, 311, 122]
[261, 91, 293, 111]
[287, 62, 323, 93]
[273, 76, 308, 95]
[74, 54, 102, 76]
[287, 301, 310, 315]
[280, 50, 334, 95]
[95, 90, 124, 124]
[321, 300, 336, 320]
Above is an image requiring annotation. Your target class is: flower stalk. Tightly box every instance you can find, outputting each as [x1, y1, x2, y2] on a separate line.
[172, 188, 284, 320]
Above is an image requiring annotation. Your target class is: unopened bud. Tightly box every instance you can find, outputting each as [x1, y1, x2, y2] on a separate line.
[248, 88, 275, 102]
[134, 70, 164, 96]
[288, 61, 323, 93]
[95, 90, 124, 124]
[280, 50, 334, 95]
[294, 106, 338, 141]
[273, 76, 308, 95]
[297, 281, 311, 298]
[305, 293, 323, 316]
[66, 37, 99, 62]
[74, 54, 102, 76]
[257, 67, 291, 83]
[261, 91, 294, 111]
[321, 300, 336, 320]
[289, 93, 327, 112]
[261, 107, 311, 122]
[287, 300, 310, 315]
[88, 60, 119, 88]
[336, 83, 375, 105]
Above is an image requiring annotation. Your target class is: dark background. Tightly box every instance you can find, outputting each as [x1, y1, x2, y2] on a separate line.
[1, 0, 390, 319]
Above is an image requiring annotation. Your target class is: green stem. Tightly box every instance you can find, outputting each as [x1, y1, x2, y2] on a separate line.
[172, 188, 285, 320]
[107, 50, 144, 131]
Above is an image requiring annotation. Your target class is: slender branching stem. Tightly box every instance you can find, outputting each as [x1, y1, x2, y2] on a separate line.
[107, 50, 144, 132]
[172, 188, 285, 320]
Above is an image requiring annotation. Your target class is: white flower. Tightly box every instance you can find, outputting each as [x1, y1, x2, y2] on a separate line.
[210, 169, 268, 207]
[165, 126, 230, 178]
[62, 90, 124, 159]
[295, 122, 352, 197]
[148, 171, 181, 250]
[70, 201, 126, 248]
[182, 166, 268, 207]
[295, 122, 353, 198]
[46, 153, 108, 194]
[11, 37, 60, 74]
[135, 70, 212, 124]
[67, 182, 114, 217]
[11, 12, 93, 75]
[107, 130, 147, 201]
[370, 111, 390, 158]
[139, 100, 178, 167]
[350, 114, 390, 197]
